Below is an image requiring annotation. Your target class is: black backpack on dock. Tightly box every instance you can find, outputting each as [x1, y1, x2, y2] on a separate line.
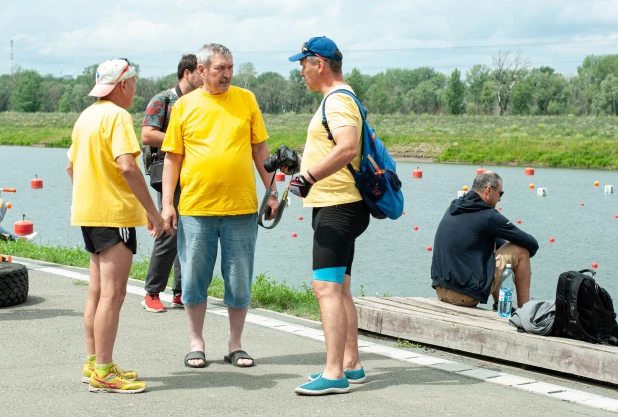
[552, 269, 618, 345]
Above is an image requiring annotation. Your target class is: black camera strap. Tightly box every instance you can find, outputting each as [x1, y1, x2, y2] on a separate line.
[258, 174, 289, 229]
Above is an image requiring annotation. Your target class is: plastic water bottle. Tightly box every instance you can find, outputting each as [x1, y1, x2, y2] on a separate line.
[498, 264, 514, 318]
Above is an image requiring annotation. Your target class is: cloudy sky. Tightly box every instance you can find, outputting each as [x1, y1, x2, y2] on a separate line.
[2, 0, 617, 80]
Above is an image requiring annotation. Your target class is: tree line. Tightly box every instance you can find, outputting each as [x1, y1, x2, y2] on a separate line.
[1, 52, 617, 116]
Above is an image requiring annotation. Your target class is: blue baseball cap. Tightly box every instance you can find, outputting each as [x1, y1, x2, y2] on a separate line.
[288, 36, 343, 62]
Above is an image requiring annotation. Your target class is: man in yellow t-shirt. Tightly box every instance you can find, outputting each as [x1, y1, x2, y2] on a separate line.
[287, 37, 370, 396]
[67, 59, 165, 394]
[161, 43, 279, 369]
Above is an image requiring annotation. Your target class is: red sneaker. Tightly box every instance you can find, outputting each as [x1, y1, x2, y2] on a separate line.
[141, 293, 166, 313]
[170, 292, 184, 309]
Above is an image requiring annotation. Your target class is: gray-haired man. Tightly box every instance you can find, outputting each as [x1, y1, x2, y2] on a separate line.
[160, 44, 279, 368]
[431, 171, 539, 309]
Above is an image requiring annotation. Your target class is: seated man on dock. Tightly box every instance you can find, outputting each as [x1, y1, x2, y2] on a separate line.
[431, 171, 539, 309]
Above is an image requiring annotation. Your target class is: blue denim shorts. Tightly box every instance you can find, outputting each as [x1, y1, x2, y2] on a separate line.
[177, 214, 257, 308]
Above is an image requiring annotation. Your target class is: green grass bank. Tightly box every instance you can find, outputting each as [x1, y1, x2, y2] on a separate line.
[0, 240, 320, 320]
[1, 112, 617, 169]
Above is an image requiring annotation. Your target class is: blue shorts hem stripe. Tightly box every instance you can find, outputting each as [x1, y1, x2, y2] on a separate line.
[313, 267, 346, 283]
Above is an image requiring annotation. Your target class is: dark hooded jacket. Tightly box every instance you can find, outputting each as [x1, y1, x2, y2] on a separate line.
[431, 191, 539, 303]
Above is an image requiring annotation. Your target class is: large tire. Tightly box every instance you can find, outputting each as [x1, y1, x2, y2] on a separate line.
[0, 262, 29, 307]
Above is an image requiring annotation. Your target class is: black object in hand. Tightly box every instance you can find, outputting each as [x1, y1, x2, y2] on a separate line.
[263, 145, 300, 175]
[289, 175, 313, 198]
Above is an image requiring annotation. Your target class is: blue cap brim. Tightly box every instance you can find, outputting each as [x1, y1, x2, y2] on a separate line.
[288, 52, 311, 62]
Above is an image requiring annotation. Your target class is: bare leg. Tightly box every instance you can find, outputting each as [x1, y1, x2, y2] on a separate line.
[341, 274, 362, 370]
[514, 251, 531, 306]
[93, 242, 132, 364]
[313, 280, 346, 380]
[185, 302, 207, 366]
[84, 254, 101, 356]
[228, 306, 251, 366]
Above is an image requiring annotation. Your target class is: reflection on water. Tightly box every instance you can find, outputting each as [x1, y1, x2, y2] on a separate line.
[1, 145, 617, 301]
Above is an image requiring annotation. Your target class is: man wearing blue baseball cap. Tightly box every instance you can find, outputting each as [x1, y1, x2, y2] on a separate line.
[287, 37, 370, 396]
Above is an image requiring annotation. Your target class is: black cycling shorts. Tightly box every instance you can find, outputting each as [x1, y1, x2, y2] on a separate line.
[311, 200, 370, 284]
[81, 227, 137, 255]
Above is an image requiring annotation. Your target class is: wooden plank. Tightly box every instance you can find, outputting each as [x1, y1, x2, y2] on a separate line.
[379, 297, 504, 325]
[356, 297, 515, 332]
[357, 297, 618, 353]
[406, 297, 498, 318]
[354, 297, 618, 385]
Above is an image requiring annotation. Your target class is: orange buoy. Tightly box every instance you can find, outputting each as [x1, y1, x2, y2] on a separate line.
[412, 167, 423, 178]
[580, 202, 584, 206]
[594, 181, 600, 187]
[298, 216, 303, 221]
[529, 183, 534, 189]
[402, 211, 406, 215]
[615, 214, 618, 219]
[592, 262, 598, 269]
[462, 186, 468, 191]
[517, 220, 521, 224]
[30, 175, 43, 189]
[476, 167, 486, 175]
[413, 226, 418, 231]
[426, 246, 433, 252]
[14, 214, 34, 235]
[6, 202, 11, 209]
[292, 232, 298, 238]
[524, 167, 535, 176]
[549, 237, 555, 243]
[275, 173, 285, 182]
[498, 207, 502, 211]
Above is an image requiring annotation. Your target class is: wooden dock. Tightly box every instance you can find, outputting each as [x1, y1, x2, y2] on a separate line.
[354, 297, 618, 386]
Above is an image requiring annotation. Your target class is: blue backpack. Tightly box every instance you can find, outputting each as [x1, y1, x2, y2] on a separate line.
[321, 89, 404, 220]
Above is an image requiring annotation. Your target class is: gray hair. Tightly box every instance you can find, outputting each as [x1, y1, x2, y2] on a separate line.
[472, 171, 502, 193]
[307, 56, 342, 75]
[197, 43, 232, 68]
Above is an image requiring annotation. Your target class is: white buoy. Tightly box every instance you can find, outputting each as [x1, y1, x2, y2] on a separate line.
[457, 191, 467, 198]
[605, 185, 614, 194]
[537, 188, 547, 197]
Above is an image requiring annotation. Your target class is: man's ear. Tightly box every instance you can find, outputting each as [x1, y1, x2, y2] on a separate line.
[197, 64, 207, 76]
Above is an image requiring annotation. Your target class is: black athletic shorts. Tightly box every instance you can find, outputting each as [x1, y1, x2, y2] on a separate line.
[311, 200, 370, 284]
[81, 227, 137, 254]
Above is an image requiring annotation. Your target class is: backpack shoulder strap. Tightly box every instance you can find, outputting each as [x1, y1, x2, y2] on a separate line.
[567, 273, 603, 343]
[567, 273, 585, 323]
[320, 89, 366, 176]
[321, 89, 366, 140]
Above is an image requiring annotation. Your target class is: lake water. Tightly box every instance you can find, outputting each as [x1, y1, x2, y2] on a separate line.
[1, 145, 617, 302]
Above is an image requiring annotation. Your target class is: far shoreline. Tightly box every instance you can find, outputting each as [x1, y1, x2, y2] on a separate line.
[2, 143, 617, 171]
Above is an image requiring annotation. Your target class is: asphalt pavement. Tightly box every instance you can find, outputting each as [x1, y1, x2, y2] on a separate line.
[1, 259, 617, 417]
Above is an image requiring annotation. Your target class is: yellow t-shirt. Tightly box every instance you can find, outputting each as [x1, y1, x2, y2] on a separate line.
[161, 86, 268, 216]
[301, 87, 363, 207]
[68, 100, 147, 227]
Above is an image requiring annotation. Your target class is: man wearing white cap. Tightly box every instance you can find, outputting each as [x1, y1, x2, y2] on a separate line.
[67, 58, 166, 394]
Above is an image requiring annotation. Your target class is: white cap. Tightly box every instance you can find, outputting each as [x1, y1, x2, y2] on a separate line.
[506, 264, 512, 268]
[89, 59, 137, 97]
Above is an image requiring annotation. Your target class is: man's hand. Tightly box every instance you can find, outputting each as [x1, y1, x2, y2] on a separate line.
[266, 195, 279, 220]
[66, 161, 74, 184]
[161, 204, 177, 236]
[289, 175, 313, 198]
[147, 210, 165, 238]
